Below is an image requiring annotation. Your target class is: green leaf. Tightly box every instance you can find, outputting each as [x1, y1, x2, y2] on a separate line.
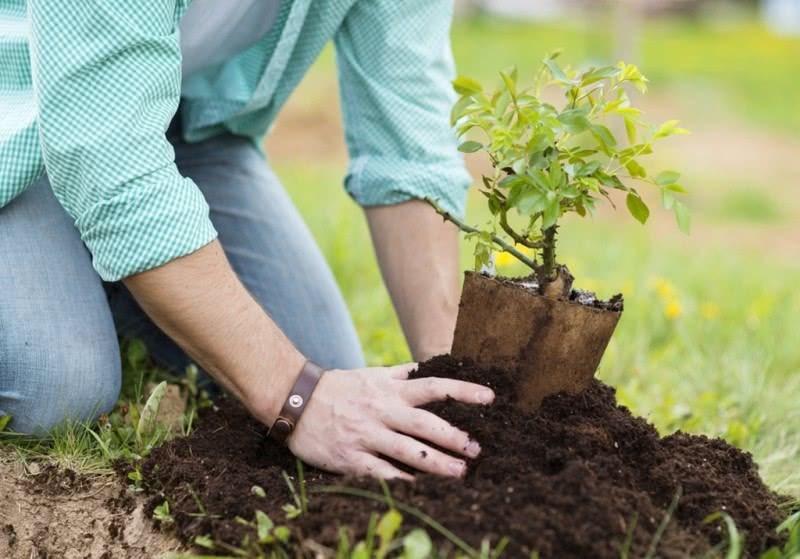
[625, 160, 646, 178]
[624, 117, 637, 144]
[581, 65, 621, 86]
[352, 542, 370, 559]
[626, 193, 650, 225]
[544, 58, 572, 84]
[665, 184, 688, 194]
[590, 124, 618, 149]
[450, 95, 475, 126]
[194, 535, 215, 550]
[274, 526, 291, 543]
[153, 500, 172, 523]
[0, 415, 11, 432]
[549, 162, 564, 188]
[654, 120, 690, 139]
[377, 509, 403, 554]
[402, 529, 433, 559]
[500, 71, 517, 98]
[498, 176, 522, 190]
[655, 170, 681, 186]
[457, 141, 483, 153]
[576, 160, 602, 177]
[542, 193, 560, 230]
[526, 168, 550, 191]
[136, 381, 167, 445]
[452, 76, 483, 95]
[515, 187, 547, 216]
[251, 485, 266, 498]
[674, 200, 691, 234]
[557, 108, 591, 133]
[255, 510, 274, 542]
[662, 189, 675, 210]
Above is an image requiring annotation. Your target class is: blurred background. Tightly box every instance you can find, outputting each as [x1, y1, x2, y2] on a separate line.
[263, 0, 800, 494]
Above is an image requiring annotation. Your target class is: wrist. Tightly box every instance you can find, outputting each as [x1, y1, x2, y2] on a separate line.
[409, 298, 459, 362]
[245, 347, 307, 427]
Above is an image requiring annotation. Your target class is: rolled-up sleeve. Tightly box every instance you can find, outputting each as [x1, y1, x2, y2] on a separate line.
[28, 0, 217, 281]
[333, 0, 472, 219]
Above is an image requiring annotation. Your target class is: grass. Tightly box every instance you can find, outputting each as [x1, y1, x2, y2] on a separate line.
[2, 10, 799, 559]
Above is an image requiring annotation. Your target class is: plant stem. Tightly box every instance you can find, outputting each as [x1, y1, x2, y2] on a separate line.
[425, 197, 537, 271]
[541, 225, 558, 281]
[499, 207, 545, 250]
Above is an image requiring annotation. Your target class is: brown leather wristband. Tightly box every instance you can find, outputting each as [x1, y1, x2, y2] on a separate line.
[267, 360, 325, 444]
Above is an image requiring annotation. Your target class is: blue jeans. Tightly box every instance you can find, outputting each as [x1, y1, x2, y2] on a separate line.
[0, 125, 365, 434]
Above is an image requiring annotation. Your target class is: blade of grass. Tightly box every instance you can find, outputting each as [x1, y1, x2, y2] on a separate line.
[644, 487, 682, 559]
[313, 485, 478, 557]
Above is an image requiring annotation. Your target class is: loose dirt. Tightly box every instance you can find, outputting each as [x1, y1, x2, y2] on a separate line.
[0, 456, 184, 558]
[142, 356, 789, 558]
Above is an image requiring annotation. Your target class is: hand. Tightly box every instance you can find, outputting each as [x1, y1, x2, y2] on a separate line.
[287, 363, 495, 480]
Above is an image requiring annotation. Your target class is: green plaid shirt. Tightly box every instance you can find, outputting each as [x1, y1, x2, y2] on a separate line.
[0, 0, 470, 281]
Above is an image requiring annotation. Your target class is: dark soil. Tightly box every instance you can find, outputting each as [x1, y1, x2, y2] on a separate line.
[25, 463, 93, 495]
[500, 272, 624, 312]
[141, 356, 787, 558]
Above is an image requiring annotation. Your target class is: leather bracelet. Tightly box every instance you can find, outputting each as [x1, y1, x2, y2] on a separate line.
[267, 360, 325, 444]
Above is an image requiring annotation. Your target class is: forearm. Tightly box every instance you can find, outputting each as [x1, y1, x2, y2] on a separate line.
[123, 240, 304, 425]
[365, 200, 460, 362]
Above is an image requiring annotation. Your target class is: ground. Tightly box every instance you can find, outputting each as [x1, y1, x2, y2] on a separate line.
[0, 457, 183, 558]
[1, 12, 798, 559]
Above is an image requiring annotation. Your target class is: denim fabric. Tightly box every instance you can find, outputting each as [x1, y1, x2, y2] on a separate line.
[0, 128, 364, 434]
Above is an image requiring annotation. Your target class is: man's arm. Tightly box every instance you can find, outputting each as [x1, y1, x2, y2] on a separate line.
[123, 240, 302, 425]
[333, 0, 471, 360]
[366, 200, 460, 361]
[125, 240, 493, 479]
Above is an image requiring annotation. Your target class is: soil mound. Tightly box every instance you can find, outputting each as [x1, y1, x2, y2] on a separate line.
[142, 356, 788, 558]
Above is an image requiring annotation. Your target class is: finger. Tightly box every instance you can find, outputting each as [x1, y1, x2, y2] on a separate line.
[372, 432, 467, 478]
[386, 362, 418, 380]
[352, 452, 414, 481]
[387, 407, 481, 459]
[401, 377, 495, 407]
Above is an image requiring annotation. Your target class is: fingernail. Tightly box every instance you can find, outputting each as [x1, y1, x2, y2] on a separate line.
[477, 389, 494, 404]
[465, 440, 481, 458]
[449, 461, 466, 477]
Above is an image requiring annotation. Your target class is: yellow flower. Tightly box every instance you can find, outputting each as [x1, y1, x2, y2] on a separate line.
[748, 293, 776, 320]
[648, 276, 676, 300]
[700, 302, 720, 320]
[495, 251, 516, 268]
[664, 299, 683, 320]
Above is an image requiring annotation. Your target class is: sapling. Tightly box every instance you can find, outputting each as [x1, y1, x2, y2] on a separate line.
[429, 52, 689, 300]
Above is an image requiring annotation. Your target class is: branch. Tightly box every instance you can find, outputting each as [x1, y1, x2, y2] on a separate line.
[498, 206, 545, 249]
[425, 197, 537, 271]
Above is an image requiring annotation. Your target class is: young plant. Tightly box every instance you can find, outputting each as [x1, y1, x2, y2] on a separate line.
[431, 52, 689, 298]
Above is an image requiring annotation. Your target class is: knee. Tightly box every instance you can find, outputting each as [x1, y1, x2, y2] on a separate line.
[0, 338, 121, 435]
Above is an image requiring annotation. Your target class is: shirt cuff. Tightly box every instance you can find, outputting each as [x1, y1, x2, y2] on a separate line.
[344, 155, 472, 219]
[75, 172, 218, 282]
